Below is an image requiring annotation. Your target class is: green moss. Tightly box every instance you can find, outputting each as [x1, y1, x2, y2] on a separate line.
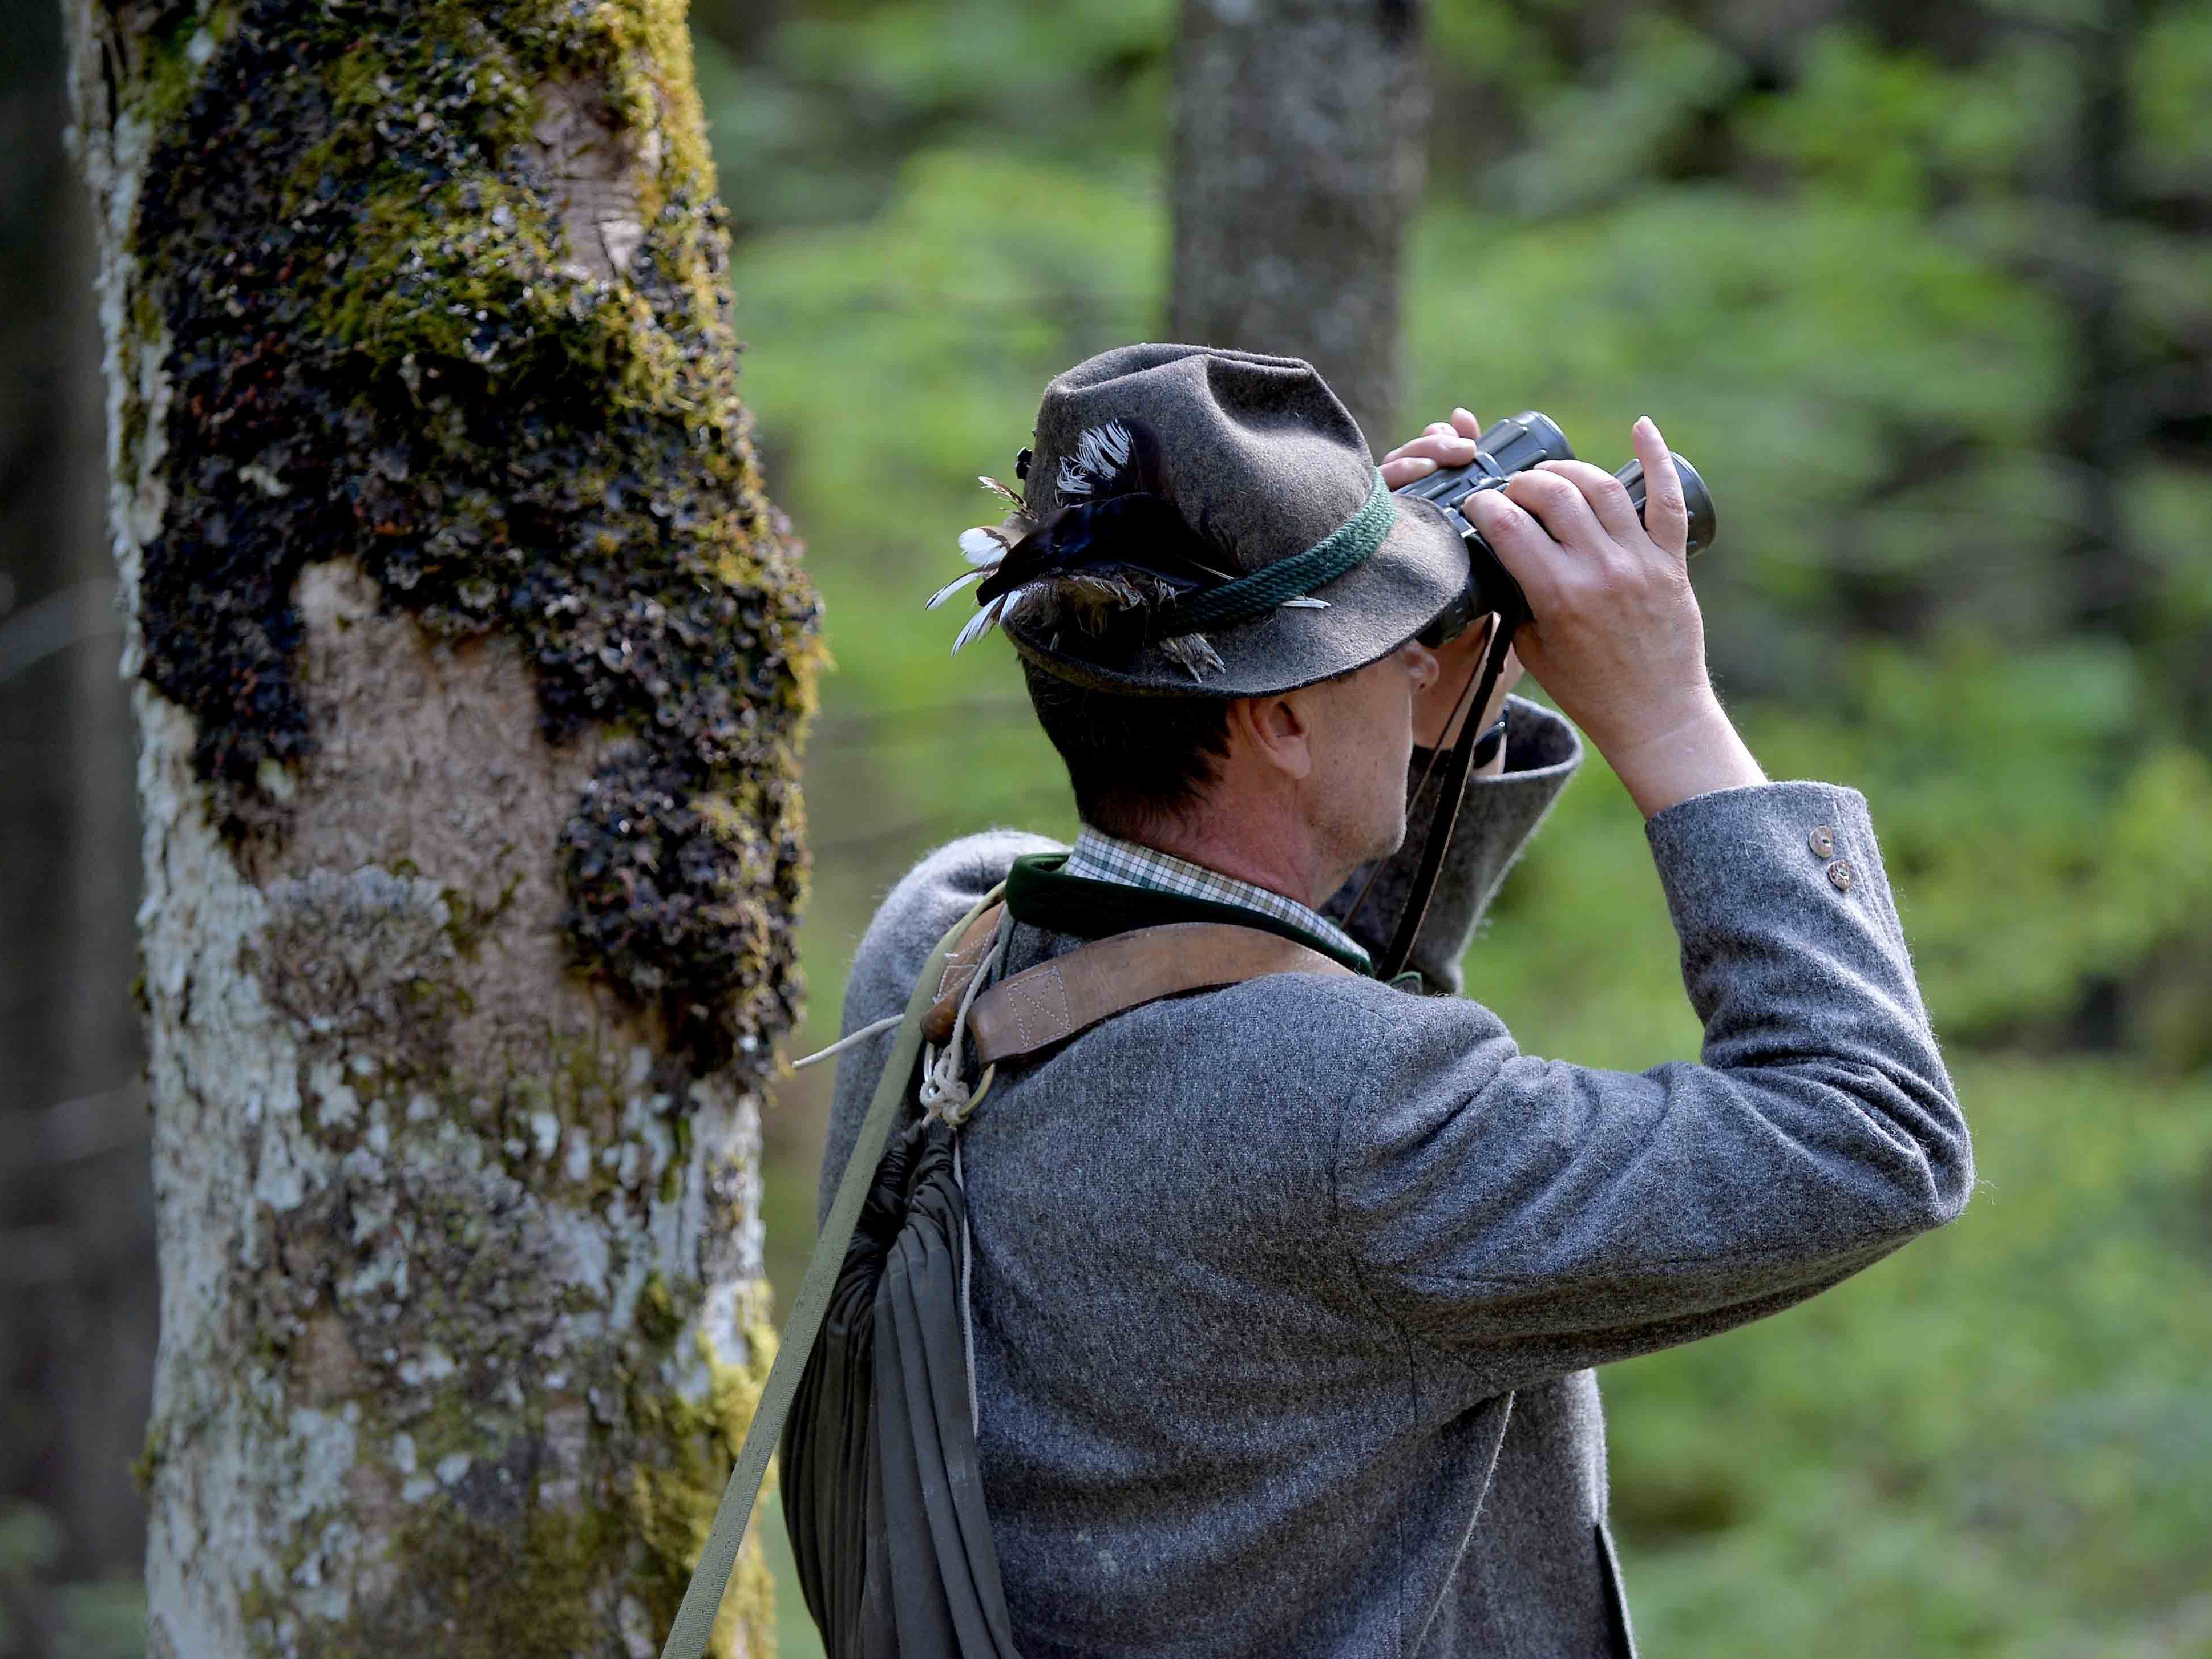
[228, 1288, 779, 1658]
[625, 1316, 781, 1658]
[637, 1270, 684, 1346]
[128, 0, 819, 1071]
[242, 1502, 626, 1659]
[133, 5, 237, 134]
[390, 1503, 610, 1658]
[131, 1419, 167, 1494]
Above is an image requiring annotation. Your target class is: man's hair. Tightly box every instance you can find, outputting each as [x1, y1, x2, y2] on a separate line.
[1020, 658, 1232, 838]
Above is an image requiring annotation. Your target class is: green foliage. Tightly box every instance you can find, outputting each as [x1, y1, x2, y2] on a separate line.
[697, 0, 1170, 231]
[1604, 1057, 2212, 1656]
[0, 1503, 143, 1659]
[1742, 644, 2212, 1062]
[693, 0, 2212, 1649]
[1737, 25, 2050, 208]
[726, 147, 1154, 1014]
[709, 0, 2212, 1057]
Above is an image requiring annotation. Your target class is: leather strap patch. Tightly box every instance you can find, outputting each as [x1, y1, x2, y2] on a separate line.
[921, 901, 1006, 1046]
[966, 921, 1353, 1067]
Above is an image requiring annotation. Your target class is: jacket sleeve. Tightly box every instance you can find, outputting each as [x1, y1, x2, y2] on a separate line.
[1322, 695, 1582, 996]
[1333, 780, 1972, 1396]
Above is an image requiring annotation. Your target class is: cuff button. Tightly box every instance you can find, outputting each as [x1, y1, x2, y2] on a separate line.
[1809, 826, 1835, 859]
[1826, 859, 1855, 892]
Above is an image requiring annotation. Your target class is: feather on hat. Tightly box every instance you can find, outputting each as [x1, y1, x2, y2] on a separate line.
[925, 418, 1240, 678]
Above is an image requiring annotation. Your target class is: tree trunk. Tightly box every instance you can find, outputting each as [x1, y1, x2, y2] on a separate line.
[2, 0, 153, 1637]
[60, 2, 819, 1654]
[1170, 0, 1428, 452]
[2057, 0, 2150, 641]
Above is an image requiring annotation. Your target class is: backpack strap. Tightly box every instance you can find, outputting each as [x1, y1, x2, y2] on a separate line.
[965, 921, 1354, 1066]
[658, 887, 1005, 1659]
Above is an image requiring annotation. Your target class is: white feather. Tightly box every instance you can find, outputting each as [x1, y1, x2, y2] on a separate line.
[957, 527, 1006, 566]
[1056, 420, 1133, 499]
[926, 569, 986, 610]
[951, 595, 1009, 655]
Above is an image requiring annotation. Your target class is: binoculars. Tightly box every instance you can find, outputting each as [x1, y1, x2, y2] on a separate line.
[1391, 412, 1717, 645]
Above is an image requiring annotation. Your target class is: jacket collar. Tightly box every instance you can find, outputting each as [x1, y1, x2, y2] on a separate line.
[1003, 850, 1377, 977]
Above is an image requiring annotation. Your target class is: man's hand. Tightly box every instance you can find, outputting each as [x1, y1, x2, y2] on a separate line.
[1462, 418, 1765, 818]
[1381, 408, 1522, 760]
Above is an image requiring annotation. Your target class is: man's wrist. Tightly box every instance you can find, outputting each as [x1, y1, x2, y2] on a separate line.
[1600, 697, 1766, 818]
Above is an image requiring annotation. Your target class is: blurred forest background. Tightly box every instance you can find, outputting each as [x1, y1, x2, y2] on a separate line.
[5, 0, 2210, 1653]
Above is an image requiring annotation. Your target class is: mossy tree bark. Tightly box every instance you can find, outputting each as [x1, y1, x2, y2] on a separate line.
[1169, 0, 1427, 452]
[60, 2, 818, 1654]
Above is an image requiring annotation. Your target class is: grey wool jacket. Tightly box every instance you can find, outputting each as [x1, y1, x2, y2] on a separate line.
[819, 698, 1971, 1658]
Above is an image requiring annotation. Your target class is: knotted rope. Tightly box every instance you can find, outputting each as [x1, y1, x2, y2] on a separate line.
[919, 916, 1008, 1128]
[1153, 468, 1397, 636]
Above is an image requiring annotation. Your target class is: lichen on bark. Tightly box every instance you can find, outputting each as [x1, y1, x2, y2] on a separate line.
[128, 0, 818, 1069]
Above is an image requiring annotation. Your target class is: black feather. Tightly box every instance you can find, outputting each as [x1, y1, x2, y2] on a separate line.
[973, 493, 1230, 607]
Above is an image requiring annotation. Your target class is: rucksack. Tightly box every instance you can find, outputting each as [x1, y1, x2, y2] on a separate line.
[658, 890, 1350, 1659]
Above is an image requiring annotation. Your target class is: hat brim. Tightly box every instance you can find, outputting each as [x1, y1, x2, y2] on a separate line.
[1004, 496, 1471, 698]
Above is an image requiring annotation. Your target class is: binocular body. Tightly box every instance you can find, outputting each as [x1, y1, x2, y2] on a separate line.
[1390, 412, 1717, 645]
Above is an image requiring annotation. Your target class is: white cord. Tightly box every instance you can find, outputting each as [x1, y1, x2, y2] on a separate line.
[786, 1012, 903, 1071]
[920, 919, 1009, 1125]
[954, 1139, 981, 1435]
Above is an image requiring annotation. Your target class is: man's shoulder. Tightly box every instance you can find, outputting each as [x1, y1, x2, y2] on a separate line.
[1117, 968, 1444, 1108]
[842, 829, 1065, 1030]
[1176, 969, 1503, 1091]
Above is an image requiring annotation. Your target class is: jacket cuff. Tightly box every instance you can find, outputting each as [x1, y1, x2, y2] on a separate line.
[1644, 780, 1913, 1021]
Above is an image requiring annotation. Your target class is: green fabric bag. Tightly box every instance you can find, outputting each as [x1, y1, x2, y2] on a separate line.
[657, 889, 1017, 1659]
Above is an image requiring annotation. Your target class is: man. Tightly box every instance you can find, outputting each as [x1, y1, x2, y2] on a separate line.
[820, 344, 1969, 1656]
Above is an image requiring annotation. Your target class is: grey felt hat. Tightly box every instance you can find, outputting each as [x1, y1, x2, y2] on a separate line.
[931, 343, 1469, 698]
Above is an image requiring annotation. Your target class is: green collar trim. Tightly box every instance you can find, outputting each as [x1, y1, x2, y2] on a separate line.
[1004, 852, 1376, 977]
[1153, 470, 1396, 636]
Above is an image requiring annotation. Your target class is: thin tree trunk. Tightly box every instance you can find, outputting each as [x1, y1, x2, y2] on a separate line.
[2059, 0, 2149, 639]
[60, 2, 818, 1654]
[1170, 0, 1428, 452]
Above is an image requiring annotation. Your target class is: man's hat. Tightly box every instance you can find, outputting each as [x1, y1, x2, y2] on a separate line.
[927, 343, 1469, 698]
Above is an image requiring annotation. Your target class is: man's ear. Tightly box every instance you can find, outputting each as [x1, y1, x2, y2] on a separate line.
[1231, 690, 1315, 783]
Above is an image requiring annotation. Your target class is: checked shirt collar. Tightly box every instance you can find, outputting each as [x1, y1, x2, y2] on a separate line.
[1062, 825, 1373, 973]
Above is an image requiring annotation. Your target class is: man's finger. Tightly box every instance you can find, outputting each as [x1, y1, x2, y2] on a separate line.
[1533, 459, 1642, 546]
[1414, 431, 1477, 459]
[1383, 439, 1461, 481]
[1385, 432, 1474, 459]
[1464, 489, 1562, 613]
[1502, 467, 1612, 559]
[1451, 407, 1481, 443]
[1632, 417, 1689, 560]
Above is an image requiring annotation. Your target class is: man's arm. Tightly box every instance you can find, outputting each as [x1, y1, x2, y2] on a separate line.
[1334, 419, 1964, 1390]
[1333, 777, 1970, 1396]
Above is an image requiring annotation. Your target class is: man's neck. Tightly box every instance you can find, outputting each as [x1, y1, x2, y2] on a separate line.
[1111, 807, 1335, 910]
